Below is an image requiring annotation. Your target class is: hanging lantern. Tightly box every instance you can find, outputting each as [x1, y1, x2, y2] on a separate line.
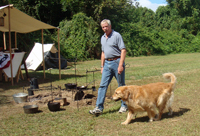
[0, 17, 4, 26]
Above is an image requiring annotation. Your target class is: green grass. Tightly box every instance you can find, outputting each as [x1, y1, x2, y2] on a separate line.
[1, 53, 200, 135]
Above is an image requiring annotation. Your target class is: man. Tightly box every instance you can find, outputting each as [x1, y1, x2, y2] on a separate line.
[89, 19, 127, 115]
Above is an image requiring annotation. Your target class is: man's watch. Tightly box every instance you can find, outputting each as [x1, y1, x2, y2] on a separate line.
[101, 66, 104, 68]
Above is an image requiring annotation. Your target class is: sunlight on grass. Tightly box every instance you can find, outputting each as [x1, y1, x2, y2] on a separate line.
[1, 53, 200, 135]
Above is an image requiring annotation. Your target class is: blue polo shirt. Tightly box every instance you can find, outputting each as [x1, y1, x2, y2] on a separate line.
[101, 30, 125, 59]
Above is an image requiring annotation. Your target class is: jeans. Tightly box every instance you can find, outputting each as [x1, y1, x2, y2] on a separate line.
[96, 58, 127, 111]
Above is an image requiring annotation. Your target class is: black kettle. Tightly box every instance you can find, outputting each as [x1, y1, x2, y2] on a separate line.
[30, 78, 39, 89]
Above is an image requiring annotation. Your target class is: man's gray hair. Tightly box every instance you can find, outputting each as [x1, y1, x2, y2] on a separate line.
[100, 19, 111, 26]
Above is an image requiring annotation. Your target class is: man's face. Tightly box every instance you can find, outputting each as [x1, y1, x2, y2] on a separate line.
[101, 22, 111, 34]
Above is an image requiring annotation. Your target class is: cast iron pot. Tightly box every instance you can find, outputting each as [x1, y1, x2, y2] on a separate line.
[65, 83, 77, 89]
[47, 101, 60, 112]
[23, 105, 38, 114]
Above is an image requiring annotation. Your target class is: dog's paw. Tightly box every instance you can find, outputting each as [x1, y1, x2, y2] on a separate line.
[121, 122, 128, 125]
[153, 115, 160, 121]
[149, 118, 153, 122]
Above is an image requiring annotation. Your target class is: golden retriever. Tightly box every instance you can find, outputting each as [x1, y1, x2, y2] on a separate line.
[112, 73, 176, 125]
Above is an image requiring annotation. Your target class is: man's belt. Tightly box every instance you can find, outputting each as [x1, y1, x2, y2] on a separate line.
[106, 56, 120, 61]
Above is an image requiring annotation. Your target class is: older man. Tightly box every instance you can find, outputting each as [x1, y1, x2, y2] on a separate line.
[89, 19, 127, 115]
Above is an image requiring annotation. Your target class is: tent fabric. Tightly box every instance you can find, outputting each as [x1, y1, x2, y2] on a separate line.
[25, 43, 55, 70]
[0, 5, 56, 33]
[44, 51, 67, 70]
[25, 43, 67, 71]
[0, 53, 12, 69]
[3, 52, 25, 77]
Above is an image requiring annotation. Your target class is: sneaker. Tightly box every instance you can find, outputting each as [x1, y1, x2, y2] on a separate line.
[89, 107, 103, 115]
[118, 106, 127, 113]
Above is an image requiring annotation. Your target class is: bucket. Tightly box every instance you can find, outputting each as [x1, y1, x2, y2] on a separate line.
[13, 93, 28, 104]
[30, 78, 39, 89]
[27, 88, 34, 96]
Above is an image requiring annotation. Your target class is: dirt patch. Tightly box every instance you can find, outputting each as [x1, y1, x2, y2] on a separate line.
[0, 88, 101, 119]
[13, 88, 99, 108]
[0, 76, 115, 119]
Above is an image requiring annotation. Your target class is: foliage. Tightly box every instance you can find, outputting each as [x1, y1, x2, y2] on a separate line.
[58, 12, 100, 60]
[4, 0, 66, 27]
[1, 0, 200, 60]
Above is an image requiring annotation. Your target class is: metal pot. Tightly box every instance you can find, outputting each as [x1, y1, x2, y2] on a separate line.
[13, 93, 28, 104]
[30, 78, 39, 89]
[77, 80, 96, 90]
[47, 101, 60, 112]
[65, 83, 77, 89]
[74, 90, 84, 101]
[77, 85, 87, 90]
[92, 86, 96, 91]
[23, 105, 38, 114]
[27, 88, 34, 96]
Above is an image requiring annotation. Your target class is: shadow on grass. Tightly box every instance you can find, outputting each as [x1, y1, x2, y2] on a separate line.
[129, 107, 190, 124]
[47, 108, 66, 112]
[103, 107, 190, 124]
[0, 72, 87, 91]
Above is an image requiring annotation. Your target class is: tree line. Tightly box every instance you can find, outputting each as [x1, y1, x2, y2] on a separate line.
[0, 0, 200, 60]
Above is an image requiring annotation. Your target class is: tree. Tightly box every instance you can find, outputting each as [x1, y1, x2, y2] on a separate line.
[58, 12, 100, 60]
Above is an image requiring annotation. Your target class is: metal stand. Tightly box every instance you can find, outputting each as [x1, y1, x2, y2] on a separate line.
[86, 69, 100, 94]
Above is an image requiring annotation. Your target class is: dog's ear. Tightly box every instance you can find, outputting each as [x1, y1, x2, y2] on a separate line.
[122, 86, 130, 100]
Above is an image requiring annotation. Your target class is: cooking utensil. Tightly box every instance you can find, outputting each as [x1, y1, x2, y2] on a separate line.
[92, 86, 96, 91]
[27, 88, 34, 96]
[47, 101, 60, 112]
[13, 93, 28, 104]
[30, 78, 39, 89]
[23, 105, 38, 114]
[74, 90, 84, 101]
[65, 83, 77, 89]
[77, 80, 95, 90]
[77, 85, 87, 90]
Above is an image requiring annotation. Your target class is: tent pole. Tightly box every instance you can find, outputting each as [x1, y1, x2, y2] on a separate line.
[42, 29, 45, 78]
[15, 32, 17, 48]
[58, 29, 61, 79]
[8, 5, 14, 85]
[3, 32, 6, 50]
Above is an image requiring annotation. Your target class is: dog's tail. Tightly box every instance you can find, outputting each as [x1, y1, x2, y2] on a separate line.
[163, 73, 176, 89]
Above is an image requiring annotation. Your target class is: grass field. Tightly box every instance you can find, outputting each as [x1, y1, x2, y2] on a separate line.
[0, 53, 200, 136]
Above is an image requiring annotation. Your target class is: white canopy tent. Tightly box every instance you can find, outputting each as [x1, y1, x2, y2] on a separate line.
[25, 42, 58, 71]
[0, 4, 61, 85]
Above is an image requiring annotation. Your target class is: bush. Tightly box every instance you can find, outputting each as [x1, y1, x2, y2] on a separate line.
[58, 12, 100, 61]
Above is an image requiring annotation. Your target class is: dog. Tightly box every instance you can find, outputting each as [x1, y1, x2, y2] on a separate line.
[112, 73, 176, 125]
